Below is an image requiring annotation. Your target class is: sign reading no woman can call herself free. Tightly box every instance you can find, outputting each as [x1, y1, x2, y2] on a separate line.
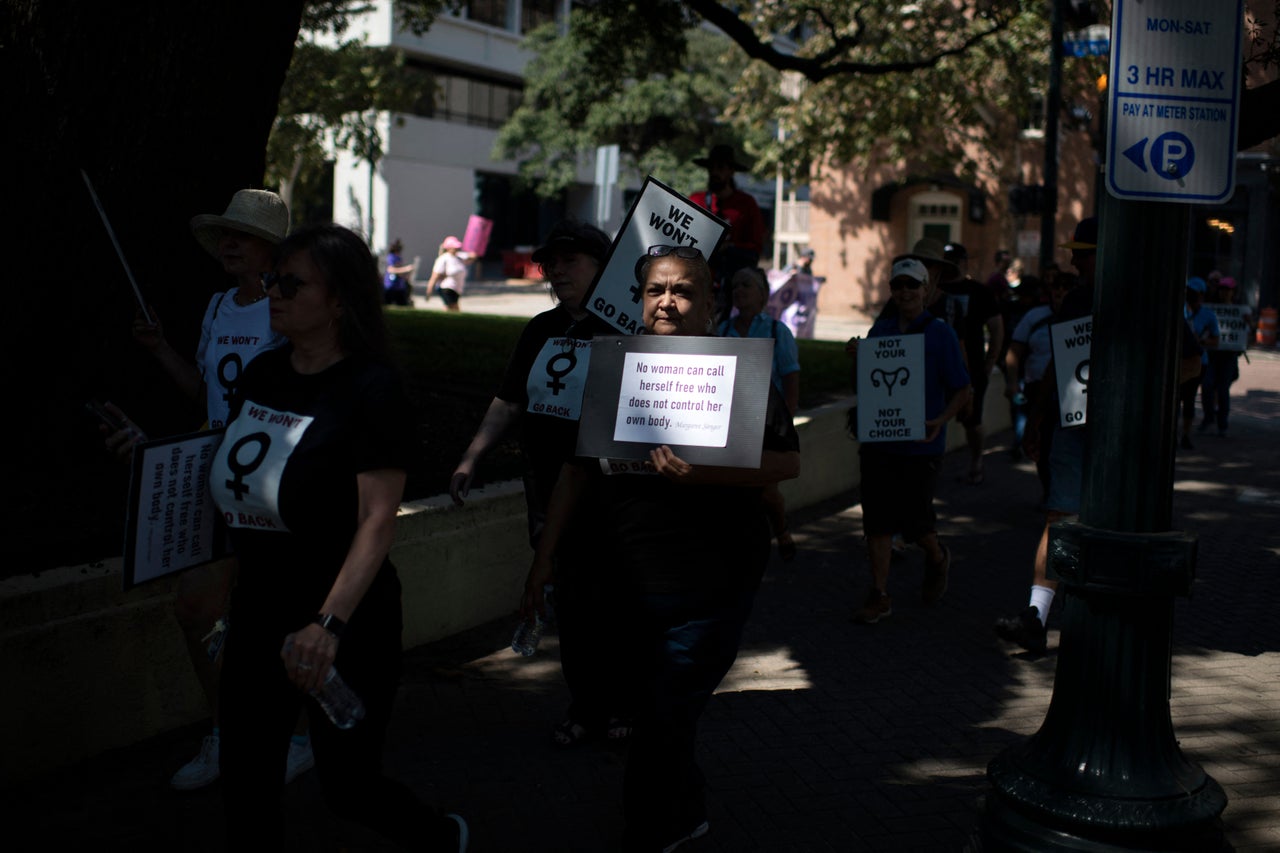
[123, 430, 227, 590]
[577, 335, 774, 467]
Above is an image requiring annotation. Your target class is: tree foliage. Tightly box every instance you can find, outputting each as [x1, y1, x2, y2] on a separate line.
[493, 0, 769, 198]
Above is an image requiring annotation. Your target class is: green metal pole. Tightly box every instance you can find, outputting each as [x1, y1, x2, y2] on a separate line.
[977, 191, 1229, 850]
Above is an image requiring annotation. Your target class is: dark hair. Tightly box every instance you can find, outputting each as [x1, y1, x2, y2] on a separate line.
[389, 239, 403, 254]
[274, 224, 389, 360]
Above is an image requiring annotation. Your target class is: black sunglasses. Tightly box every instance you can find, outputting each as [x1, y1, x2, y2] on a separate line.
[260, 271, 307, 299]
[645, 245, 704, 261]
[889, 278, 925, 291]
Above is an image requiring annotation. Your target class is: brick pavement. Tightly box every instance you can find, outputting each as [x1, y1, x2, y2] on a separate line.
[12, 351, 1280, 852]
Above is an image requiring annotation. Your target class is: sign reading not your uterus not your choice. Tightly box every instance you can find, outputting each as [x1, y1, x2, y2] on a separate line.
[1052, 315, 1092, 428]
[583, 176, 728, 336]
[856, 336, 926, 442]
[577, 335, 774, 468]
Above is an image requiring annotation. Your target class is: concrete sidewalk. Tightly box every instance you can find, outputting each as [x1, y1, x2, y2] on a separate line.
[14, 352, 1280, 852]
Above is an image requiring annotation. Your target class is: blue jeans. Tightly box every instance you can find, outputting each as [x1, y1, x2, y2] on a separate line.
[623, 587, 756, 848]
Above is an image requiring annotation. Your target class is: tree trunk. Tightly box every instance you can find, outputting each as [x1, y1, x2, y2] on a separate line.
[2, 0, 304, 571]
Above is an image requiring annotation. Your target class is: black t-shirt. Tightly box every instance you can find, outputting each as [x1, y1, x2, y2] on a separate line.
[585, 387, 801, 595]
[934, 277, 1001, 375]
[496, 306, 612, 501]
[209, 346, 415, 621]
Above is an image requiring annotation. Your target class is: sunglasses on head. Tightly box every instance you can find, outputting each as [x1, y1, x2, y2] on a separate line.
[260, 271, 307, 299]
[889, 278, 925, 291]
[646, 245, 704, 261]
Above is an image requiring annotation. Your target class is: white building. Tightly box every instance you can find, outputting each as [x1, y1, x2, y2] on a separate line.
[330, 1, 605, 275]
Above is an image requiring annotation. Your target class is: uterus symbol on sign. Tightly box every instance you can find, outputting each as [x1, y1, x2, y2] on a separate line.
[1074, 359, 1089, 393]
[870, 367, 910, 396]
[545, 348, 578, 395]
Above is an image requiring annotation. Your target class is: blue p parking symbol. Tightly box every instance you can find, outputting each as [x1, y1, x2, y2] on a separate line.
[1152, 132, 1195, 181]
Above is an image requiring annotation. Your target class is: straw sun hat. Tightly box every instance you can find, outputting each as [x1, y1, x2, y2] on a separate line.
[189, 189, 290, 259]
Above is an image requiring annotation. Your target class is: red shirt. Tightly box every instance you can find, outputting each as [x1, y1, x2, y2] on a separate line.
[691, 187, 764, 255]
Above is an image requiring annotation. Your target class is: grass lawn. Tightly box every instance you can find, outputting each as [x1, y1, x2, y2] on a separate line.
[385, 309, 855, 502]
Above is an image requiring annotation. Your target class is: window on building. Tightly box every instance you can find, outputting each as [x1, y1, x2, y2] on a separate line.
[407, 62, 524, 130]
[522, 0, 560, 31]
[908, 190, 962, 247]
[464, 1, 513, 30]
[1020, 93, 1046, 139]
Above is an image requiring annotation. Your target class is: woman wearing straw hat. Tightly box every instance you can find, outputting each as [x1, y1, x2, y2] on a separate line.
[424, 235, 474, 312]
[107, 189, 317, 791]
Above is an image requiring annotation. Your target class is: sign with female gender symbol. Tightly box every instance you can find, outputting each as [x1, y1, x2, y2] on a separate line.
[1051, 316, 1092, 428]
[856, 335, 925, 442]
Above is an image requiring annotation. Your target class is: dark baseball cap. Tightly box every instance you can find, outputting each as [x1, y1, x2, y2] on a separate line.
[943, 242, 968, 263]
[1060, 217, 1098, 250]
[531, 220, 611, 265]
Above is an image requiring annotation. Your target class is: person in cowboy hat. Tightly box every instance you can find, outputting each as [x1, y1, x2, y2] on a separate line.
[104, 188, 320, 791]
[690, 144, 766, 316]
[425, 234, 474, 312]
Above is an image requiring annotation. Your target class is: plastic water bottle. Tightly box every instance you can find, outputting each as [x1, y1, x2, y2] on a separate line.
[311, 667, 366, 730]
[281, 635, 366, 729]
[511, 612, 547, 657]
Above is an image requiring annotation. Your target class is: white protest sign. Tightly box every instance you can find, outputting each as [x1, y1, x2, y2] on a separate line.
[212, 403, 315, 532]
[613, 351, 736, 447]
[527, 337, 592, 419]
[123, 430, 226, 589]
[856, 335, 926, 442]
[1051, 315, 1092, 428]
[1207, 304, 1249, 352]
[578, 335, 773, 467]
[584, 176, 727, 335]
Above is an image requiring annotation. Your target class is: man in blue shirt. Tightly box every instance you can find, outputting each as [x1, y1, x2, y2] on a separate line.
[849, 257, 971, 624]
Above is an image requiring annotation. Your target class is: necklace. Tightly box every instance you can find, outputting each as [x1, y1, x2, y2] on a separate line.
[235, 287, 267, 306]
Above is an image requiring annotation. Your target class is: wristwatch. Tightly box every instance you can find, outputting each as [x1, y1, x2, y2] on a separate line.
[313, 612, 347, 639]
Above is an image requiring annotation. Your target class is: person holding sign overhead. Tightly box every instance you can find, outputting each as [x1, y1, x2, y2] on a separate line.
[424, 235, 473, 312]
[450, 221, 635, 748]
[523, 244, 800, 853]
[209, 224, 468, 850]
[848, 257, 971, 625]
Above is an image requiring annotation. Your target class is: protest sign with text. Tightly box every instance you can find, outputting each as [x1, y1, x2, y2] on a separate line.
[583, 176, 727, 335]
[1051, 315, 1092, 428]
[1207, 304, 1250, 352]
[123, 430, 226, 589]
[856, 335, 926, 442]
[462, 215, 493, 257]
[765, 270, 823, 339]
[577, 335, 773, 467]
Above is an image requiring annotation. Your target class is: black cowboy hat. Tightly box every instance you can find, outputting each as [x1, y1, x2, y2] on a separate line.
[692, 144, 751, 171]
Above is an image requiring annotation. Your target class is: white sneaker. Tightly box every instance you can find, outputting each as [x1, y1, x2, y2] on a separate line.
[170, 734, 220, 791]
[285, 738, 315, 783]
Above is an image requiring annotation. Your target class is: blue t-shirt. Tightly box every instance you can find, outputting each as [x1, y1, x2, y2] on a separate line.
[1185, 304, 1220, 365]
[866, 309, 970, 456]
[718, 313, 800, 396]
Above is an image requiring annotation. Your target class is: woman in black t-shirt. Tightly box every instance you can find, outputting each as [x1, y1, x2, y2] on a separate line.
[523, 245, 801, 853]
[209, 225, 467, 851]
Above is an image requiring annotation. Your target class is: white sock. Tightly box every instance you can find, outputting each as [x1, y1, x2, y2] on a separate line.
[1029, 586, 1055, 625]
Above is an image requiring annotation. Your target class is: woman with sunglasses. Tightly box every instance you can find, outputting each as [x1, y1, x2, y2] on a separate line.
[210, 224, 468, 851]
[522, 244, 801, 852]
[848, 257, 971, 626]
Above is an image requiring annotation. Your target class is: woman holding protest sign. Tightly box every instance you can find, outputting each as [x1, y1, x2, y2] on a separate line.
[449, 220, 636, 748]
[210, 223, 467, 850]
[1200, 275, 1251, 437]
[103, 189, 313, 791]
[423, 235, 473, 311]
[718, 265, 801, 560]
[522, 245, 801, 852]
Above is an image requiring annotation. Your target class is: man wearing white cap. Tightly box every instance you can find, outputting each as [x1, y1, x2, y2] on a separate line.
[847, 257, 971, 624]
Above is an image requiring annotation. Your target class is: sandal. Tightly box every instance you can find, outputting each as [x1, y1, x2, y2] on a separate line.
[550, 719, 591, 748]
[607, 717, 634, 742]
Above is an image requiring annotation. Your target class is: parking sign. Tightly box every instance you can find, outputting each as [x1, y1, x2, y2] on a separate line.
[1106, 1, 1244, 203]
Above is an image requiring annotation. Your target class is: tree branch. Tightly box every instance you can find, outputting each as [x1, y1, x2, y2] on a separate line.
[684, 0, 1011, 82]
